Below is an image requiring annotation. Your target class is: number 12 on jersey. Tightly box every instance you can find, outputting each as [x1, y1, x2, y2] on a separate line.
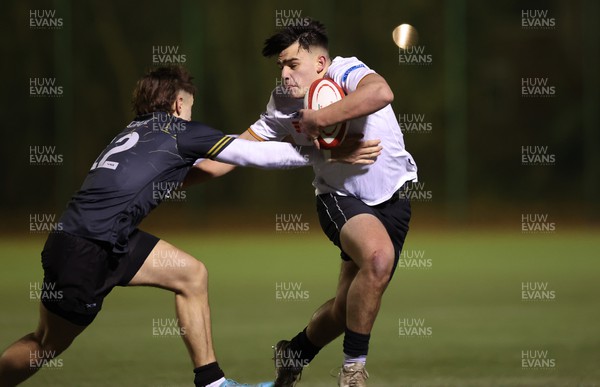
[91, 132, 140, 170]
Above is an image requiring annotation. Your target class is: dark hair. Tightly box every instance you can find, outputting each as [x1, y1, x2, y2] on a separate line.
[132, 66, 196, 116]
[262, 19, 328, 57]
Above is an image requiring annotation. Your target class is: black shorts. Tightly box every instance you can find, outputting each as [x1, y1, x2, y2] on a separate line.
[40, 229, 159, 326]
[316, 182, 412, 279]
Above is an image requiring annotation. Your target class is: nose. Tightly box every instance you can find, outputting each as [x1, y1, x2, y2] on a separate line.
[281, 67, 291, 84]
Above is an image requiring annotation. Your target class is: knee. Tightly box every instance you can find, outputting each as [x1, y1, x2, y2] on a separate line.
[177, 259, 208, 295]
[362, 248, 394, 286]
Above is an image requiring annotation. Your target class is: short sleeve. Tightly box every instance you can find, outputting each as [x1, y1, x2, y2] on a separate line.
[177, 121, 234, 162]
[327, 57, 377, 94]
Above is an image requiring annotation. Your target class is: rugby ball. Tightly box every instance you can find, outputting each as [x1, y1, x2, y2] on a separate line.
[304, 78, 347, 149]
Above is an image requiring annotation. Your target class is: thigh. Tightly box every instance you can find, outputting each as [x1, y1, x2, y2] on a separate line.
[373, 194, 412, 278]
[339, 213, 395, 269]
[113, 229, 160, 287]
[127, 239, 204, 293]
[36, 303, 87, 353]
[316, 193, 380, 261]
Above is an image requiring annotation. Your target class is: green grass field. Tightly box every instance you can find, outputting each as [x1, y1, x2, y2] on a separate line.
[1, 230, 599, 386]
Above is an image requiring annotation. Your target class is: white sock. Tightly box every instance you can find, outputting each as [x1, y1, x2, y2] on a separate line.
[344, 353, 367, 366]
[205, 377, 227, 387]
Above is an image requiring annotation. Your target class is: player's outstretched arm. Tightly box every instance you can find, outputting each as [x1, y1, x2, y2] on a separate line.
[300, 73, 394, 139]
[183, 130, 258, 186]
[215, 137, 382, 169]
[182, 159, 234, 187]
[185, 128, 301, 184]
[214, 138, 312, 169]
[184, 131, 382, 187]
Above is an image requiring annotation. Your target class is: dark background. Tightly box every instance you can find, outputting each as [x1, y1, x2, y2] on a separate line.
[1, 0, 598, 231]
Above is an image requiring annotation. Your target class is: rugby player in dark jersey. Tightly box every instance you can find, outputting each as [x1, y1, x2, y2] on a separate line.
[0, 66, 380, 387]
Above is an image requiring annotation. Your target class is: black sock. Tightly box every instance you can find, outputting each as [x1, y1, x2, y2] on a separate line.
[288, 327, 322, 364]
[194, 362, 225, 387]
[343, 328, 370, 357]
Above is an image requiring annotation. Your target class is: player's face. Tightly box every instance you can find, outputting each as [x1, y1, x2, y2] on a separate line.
[277, 42, 327, 99]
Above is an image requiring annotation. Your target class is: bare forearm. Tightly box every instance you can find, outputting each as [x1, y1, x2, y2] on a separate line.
[183, 160, 235, 187]
[317, 74, 394, 127]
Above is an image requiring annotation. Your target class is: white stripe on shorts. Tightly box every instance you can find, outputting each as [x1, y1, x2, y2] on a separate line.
[318, 194, 340, 231]
[332, 195, 348, 223]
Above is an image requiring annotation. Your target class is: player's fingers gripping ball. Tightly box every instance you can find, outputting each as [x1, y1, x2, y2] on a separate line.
[303, 78, 348, 149]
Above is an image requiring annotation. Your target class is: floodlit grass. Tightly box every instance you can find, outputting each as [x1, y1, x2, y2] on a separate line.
[0, 230, 598, 386]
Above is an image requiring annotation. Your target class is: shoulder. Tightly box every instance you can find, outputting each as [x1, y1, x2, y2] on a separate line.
[178, 119, 223, 138]
[328, 56, 371, 76]
[175, 119, 232, 160]
[326, 56, 376, 93]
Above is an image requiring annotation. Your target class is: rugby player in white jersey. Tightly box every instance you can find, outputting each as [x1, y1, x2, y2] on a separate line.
[189, 20, 417, 387]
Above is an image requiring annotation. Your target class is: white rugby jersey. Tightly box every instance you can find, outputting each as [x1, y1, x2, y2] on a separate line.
[249, 56, 418, 205]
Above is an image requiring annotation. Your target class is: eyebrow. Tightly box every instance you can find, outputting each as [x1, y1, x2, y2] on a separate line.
[276, 57, 299, 67]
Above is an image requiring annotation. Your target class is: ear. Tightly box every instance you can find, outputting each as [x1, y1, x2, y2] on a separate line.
[173, 94, 183, 116]
[316, 55, 327, 74]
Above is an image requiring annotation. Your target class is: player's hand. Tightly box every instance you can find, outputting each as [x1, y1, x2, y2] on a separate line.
[327, 135, 382, 165]
[298, 109, 322, 149]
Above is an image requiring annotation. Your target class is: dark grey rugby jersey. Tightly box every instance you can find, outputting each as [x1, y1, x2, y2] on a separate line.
[59, 112, 233, 253]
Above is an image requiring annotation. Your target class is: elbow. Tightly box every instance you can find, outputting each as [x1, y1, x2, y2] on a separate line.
[358, 74, 394, 109]
[368, 82, 393, 110]
[380, 85, 394, 106]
